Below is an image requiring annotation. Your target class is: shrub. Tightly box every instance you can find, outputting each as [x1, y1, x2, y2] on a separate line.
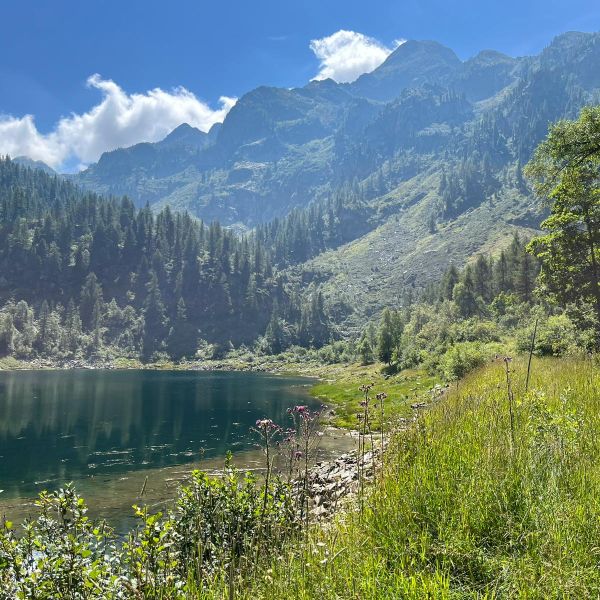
[516, 313, 579, 356]
[0, 461, 300, 598]
[439, 341, 488, 381]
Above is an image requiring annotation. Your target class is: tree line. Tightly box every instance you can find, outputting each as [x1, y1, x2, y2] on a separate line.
[0, 157, 332, 361]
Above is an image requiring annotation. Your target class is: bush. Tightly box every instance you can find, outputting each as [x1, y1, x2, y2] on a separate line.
[438, 341, 488, 381]
[0, 461, 300, 598]
[451, 318, 501, 343]
[516, 313, 579, 356]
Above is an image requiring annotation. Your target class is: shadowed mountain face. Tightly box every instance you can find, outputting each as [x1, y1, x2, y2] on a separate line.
[67, 31, 600, 319]
[72, 32, 600, 232]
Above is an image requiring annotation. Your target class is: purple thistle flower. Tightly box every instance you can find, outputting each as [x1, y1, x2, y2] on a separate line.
[255, 418, 278, 431]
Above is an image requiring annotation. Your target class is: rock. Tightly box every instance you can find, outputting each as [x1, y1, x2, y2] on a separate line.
[411, 401, 427, 409]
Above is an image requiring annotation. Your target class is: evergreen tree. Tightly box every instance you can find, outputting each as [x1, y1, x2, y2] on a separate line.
[142, 271, 167, 359]
[441, 265, 460, 301]
[167, 298, 197, 359]
[357, 331, 374, 365]
[526, 106, 600, 341]
[63, 299, 83, 355]
[265, 302, 285, 354]
[473, 255, 492, 302]
[80, 273, 103, 331]
[493, 250, 509, 294]
[453, 268, 479, 317]
[377, 308, 394, 365]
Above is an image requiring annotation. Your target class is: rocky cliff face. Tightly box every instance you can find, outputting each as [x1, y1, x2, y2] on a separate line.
[73, 32, 600, 232]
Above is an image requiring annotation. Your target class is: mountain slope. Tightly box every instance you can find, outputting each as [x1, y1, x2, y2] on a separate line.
[69, 31, 600, 321]
[348, 40, 462, 101]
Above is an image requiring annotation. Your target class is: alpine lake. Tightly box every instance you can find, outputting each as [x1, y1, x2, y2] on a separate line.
[0, 369, 354, 533]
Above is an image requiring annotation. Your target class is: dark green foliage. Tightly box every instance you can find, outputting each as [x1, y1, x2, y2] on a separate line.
[377, 308, 394, 365]
[357, 331, 374, 365]
[352, 236, 546, 377]
[0, 158, 316, 360]
[453, 268, 480, 318]
[298, 291, 329, 348]
[255, 188, 371, 267]
[525, 106, 600, 344]
[0, 462, 300, 598]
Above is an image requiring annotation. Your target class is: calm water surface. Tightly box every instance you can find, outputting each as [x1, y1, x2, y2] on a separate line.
[0, 370, 341, 530]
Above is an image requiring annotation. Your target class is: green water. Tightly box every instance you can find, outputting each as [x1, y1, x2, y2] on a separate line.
[0, 370, 318, 501]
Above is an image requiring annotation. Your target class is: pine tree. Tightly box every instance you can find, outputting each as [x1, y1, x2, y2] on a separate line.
[377, 308, 394, 365]
[142, 271, 167, 360]
[441, 265, 460, 300]
[63, 299, 83, 355]
[357, 332, 374, 365]
[493, 250, 509, 294]
[167, 298, 197, 360]
[453, 268, 479, 317]
[80, 273, 103, 331]
[265, 302, 285, 354]
[515, 247, 536, 303]
[473, 255, 492, 302]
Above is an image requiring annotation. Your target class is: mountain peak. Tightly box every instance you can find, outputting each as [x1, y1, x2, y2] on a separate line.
[160, 123, 207, 147]
[13, 156, 57, 175]
[349, 39, 461, 102]
[466, 49, 515, 66]
[383, 39, 460, 67]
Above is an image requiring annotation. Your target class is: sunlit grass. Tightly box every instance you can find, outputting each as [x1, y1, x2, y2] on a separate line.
[310, 363, 438, 428]
[3, 355, 598, 598]
[223, 354, 600, 598]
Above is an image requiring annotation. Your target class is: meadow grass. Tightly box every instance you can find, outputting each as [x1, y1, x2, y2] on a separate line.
[309, 362, 438, 428]
[212, 354, 600, 598]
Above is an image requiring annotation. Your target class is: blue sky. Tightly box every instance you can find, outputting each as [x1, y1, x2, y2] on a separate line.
[1, 0, 599, 170]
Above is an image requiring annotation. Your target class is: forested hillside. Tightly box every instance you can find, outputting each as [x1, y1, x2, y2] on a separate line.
[0, 159, 336, 360]
[68, 31, 600, 321]
[2, 30, 600, 363]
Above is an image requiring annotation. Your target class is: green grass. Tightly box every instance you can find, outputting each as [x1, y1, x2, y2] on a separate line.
[309, 362, 439, 428]
[217, 354, 600, 598]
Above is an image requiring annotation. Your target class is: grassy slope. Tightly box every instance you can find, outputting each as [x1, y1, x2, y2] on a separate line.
[207, 354, 440, 428]
[305, 169, 542, 328]
[309, 363, 438, 428]
[221, 354, 600, 598]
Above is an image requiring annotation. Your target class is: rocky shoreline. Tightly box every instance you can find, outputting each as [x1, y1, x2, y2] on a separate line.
[0, 356, 278, 373]
[303, 384, 447, 522]
[304, 445, 380, 520]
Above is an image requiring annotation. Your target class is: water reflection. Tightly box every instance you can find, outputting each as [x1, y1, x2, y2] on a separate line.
[0, 370, 317, 499]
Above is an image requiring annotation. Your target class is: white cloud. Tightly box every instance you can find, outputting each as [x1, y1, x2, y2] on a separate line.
[310, 30, 404, 83]
[0, 75, 236, 171]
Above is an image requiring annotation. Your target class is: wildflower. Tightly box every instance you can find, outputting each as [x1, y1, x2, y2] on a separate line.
[255, 418, 278, 431]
